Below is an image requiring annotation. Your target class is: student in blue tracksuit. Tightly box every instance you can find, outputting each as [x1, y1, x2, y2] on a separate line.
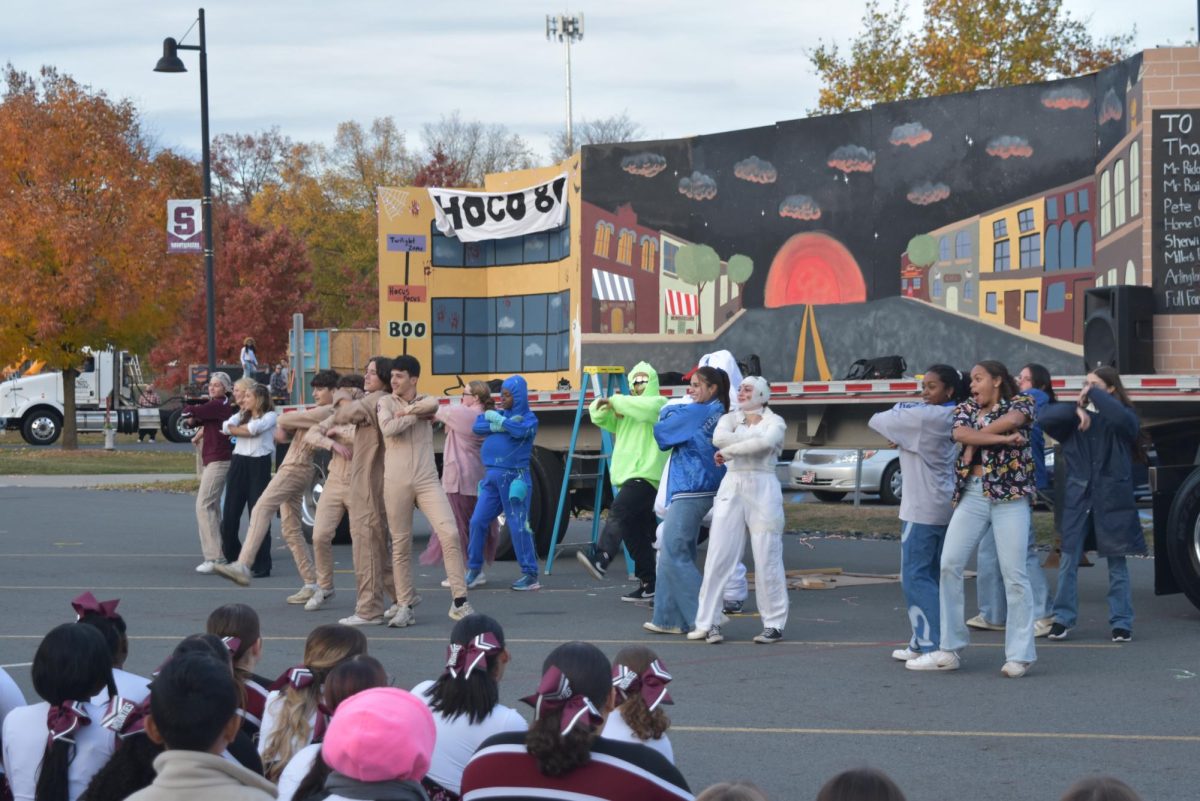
[467, 375, 541, 591]
[643, 366, 729, 635]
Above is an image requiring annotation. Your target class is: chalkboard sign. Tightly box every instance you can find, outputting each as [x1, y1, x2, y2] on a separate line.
[1152, 110, 1200, 313]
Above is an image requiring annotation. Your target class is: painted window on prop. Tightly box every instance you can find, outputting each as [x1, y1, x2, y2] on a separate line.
[662, 241, 679, 275]
[1017, 208, 1035, 233]
[1023, 290, 1039, 322]
[640, 236, 658, 272]
[430, 208, 570, 268]
[963, 281, 973, 300]
[1045, 282, 1066, 313]
[431, 291, 570, 375]
[594, 220, 614, 258]
[993, 240, 1011, 271]
[1019, 234, 1041, 269]
[986, 292, 998, 314]
[955, 230, 971, 259]
[939, 236, 950, 261]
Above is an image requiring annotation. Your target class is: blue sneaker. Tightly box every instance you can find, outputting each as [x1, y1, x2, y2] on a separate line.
[465, 569, 486, 589]
[511, 573, 541, 591]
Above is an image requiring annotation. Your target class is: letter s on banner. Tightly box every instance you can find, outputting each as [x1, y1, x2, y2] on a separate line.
[167, 199, 204, 254]
[428, 173, 568, 243]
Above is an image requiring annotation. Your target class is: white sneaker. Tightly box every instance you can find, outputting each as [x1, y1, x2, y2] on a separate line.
[966, 614, 1005, 631]
[387, 605, 416, 628]
[286, 586, 316, 605]
[339, 614, 385, 626]
[449, 600, 475, 621]
[304, 588, 333, 611]
[214, 562, 252, 586]
[1001, 660, 1030, 678]
[891, 647, 920, 662]
[686, 627, 709, 640]
[1034, 617, 1053, 638]
[905, 650, 961, 671]
[440, 578, 451, 588]
[195, 560, 216, 574]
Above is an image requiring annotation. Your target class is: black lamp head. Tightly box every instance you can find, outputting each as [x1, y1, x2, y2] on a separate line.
[153, 38, 187, 73]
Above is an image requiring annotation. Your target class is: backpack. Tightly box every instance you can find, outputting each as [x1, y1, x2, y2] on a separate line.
[842, 355, 907, 380]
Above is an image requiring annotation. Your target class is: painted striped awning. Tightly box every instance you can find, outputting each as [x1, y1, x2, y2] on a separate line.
[665, 289, 699, 317]
[591, 268, 636, 302]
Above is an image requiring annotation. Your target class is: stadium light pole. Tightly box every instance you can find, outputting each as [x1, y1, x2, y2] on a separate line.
[155, 8, 217, 374]
[546, 12, 584, 154]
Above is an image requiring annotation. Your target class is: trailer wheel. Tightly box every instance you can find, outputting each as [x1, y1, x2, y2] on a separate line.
[496, 447, 568, 561]
[301, 454, 351, 545]
[21, 408, 62, 446]
[1165, 467, 1200, 611]
[163, 408, 197, 443]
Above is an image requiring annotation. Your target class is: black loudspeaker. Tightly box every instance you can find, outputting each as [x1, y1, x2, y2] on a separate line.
[1083, 285, 1155, 374]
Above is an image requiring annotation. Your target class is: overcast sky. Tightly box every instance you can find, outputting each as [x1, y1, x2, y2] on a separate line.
[2, 1, 1193, 163]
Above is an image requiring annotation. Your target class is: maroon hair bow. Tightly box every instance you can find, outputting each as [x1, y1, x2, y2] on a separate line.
[444, 632, 501, 680]
[612, 659, 673, 712]
[521, 666, 603, 736]
[221, 636, 242, 656]
[101, 695, 150, 739]
[47, 700, 91, 745]
[270, 665, 315, 692]
[71, 591, 121, 621]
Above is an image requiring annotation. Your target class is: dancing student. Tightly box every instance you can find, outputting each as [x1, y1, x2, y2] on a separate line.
[77, 697, 157, 801]
[376, 355, 473, 627]
[239, 337, 259, 382]
[426, 381, 500, 581]
[467, 375, 541, 592]
[219, 382, 277, 578]
[71, 592, 150, 704]
[215, 370, 340, 599]
[276, 656, 388, 801]
[970, 362, 1057, 636]
[691, 376, 788, 645]
[816, 768, 907, 801]
[330, 356, 397, 626]
[1041, 367, 1147, 642]
[258, 624, 368, 781]
[644, 366, 728, 635]
[184, 372, 234, 574]
[907, 361, 1038, 677]
[867, 365, 964, 662]
[303, 688, 435, 801]
[577, 361, 669, 602]
[460, 641, 691, 801]
[205, 604, 269, 742]
[605, 645, 674, 762]
[414, 614, 527, 800]
[125, 653, 275, 801]
[302, 375, 365, 611]
[2, 624, 116, 801]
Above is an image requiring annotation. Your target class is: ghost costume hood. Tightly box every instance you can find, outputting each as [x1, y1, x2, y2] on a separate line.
[737, 376, 771, 413]
[588, 361, 668, 487]
[697, 350, 743, 410]
[474, 375, 538, 469]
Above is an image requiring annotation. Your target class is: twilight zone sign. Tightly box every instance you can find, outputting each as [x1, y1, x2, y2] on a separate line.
[430, 174, 567, 243]
[167, 199, 203, 254]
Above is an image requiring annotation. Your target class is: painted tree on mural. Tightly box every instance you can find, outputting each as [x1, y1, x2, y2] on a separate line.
[727, 254, 754, 293]
[676, 244, 721, 333]
[906, 235, 938, 269]
[809, 0, 1134, 113]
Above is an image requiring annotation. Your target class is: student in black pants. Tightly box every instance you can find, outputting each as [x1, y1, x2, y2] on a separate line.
[220, 381, 278, 577]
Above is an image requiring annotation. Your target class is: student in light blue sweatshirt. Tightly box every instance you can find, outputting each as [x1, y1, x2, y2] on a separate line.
[868, 364, 966, 662]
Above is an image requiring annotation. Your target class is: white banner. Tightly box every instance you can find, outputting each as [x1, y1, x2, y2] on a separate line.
[166, 199, 203, 254]
[430, 174, 568, 243]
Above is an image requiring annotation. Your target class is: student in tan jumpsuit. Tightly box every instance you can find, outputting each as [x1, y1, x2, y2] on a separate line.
[301, 375, 365, 611]
[331, 356, 397, 626]
[214, 370, 339, 600]
[377, 355, 474, 627]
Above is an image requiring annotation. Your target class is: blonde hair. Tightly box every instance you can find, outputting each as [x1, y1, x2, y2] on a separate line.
[467, 380, 494, 410]
[260, 624, 367, 780]
[237, 384, 273, 425]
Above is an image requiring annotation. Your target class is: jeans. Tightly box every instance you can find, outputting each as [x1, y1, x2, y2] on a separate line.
[976, 515, 1050, 623]
[1051, 515, 1134, 630]
[901, 520, 946, 652]
[940, 478, 1036, 664]
[468, 468, 538, 577]
[652, 495, 712, 631]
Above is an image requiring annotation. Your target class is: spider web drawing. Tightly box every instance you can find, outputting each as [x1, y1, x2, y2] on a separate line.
[378, 188, 410, 221]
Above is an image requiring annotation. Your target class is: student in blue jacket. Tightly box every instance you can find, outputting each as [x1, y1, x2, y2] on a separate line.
[643, 366, 729, 635]
[467, 375, 541, 591]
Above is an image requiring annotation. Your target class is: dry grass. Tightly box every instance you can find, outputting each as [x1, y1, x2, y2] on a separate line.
[0, 447, 195, 475]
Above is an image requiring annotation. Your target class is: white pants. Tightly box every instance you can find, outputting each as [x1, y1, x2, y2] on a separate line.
[695, 471, 789, 631]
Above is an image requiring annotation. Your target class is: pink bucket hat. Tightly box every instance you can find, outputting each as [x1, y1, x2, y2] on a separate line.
[321, 687, 436, 783]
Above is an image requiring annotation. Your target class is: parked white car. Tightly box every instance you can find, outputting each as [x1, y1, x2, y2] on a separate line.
[788, 449, 902, 505]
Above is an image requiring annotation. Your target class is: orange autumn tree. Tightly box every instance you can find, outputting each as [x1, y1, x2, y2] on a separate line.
[0, 65, 200, 448]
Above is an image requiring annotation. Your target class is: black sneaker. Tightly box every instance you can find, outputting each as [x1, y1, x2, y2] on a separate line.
[753, 627, 783, 644]
[723, 599, 744, 615]
[621, 584, 655, 603]
[575, 546, 608, 580]
[1111, 628, 1132, 642]
[1047, 622, 1072, 640]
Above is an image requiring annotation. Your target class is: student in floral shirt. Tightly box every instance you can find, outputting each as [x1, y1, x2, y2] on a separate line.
[907, 360, 1039, 678]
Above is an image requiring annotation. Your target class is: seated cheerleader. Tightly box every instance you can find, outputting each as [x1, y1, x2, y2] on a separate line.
[276, 655, 389, 801]
[604, 646, 675, 763]
[258, 624, 368, 781]
[2, 624, 117, 801]
[414, 615, 527, 800]
[72, 592, 150, 704]
[78, 697, 158, 801]
[460, 641, 691, 801]
[205, 604, 270, 743]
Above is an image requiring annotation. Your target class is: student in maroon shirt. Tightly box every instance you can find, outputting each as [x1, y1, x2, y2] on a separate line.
[183, 373, 234, 574]
[460, 641, 692, 801]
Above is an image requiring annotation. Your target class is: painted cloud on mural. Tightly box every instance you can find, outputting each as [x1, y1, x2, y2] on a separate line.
[1041, 86, 1091, 110]
[734, 156, 778, 184]
[906, 181, 951, 206]
[778, 194, 822, 220]
[889, 122, 933, 148]
[986, 135, 1033, 159]
[1099, 89, 1124, 124]
[678, 171, 718, 200]
[621, 152, 668, 177]
[827, 145, 876, 174]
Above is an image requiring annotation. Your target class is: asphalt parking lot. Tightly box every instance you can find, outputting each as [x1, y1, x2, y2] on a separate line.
[1, 485, 1197, 801]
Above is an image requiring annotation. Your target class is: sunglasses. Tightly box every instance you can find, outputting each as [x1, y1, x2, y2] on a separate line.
[632, 379, 649, 386]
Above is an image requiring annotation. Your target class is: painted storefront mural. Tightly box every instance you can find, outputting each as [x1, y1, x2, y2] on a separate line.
[381, 52, 1168, 387]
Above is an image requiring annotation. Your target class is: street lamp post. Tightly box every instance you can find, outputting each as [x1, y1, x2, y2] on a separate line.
[155, 8, 216, 375]
[546, 12, 584, 155]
